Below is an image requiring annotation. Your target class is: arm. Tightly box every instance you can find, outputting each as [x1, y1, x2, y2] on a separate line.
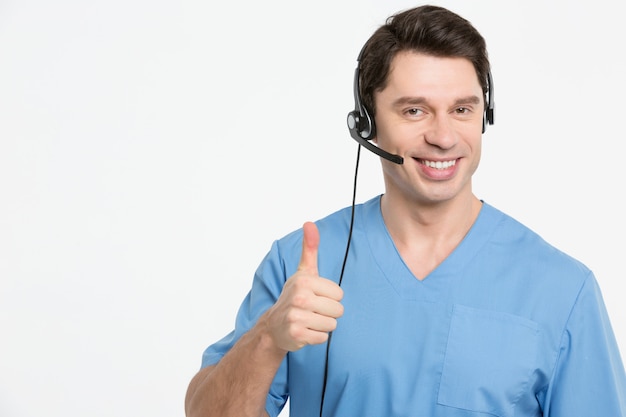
[185, 222, 344, 417]
[184, 319, 286, 417]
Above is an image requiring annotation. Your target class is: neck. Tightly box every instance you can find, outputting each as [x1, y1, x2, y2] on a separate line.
[380, 190, 482, 250]
[379, 190, 482, 280]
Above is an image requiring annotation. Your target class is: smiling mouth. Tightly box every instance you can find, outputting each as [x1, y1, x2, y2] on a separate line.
[417, 159, 457, 169]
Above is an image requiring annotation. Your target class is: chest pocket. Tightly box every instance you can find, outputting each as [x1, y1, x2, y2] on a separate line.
[438, 304, 540, 417]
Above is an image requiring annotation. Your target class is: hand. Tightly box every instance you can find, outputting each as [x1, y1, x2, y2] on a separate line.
[263, 222, 344, 352]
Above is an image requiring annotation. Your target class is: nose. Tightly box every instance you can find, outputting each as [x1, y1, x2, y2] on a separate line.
[423, 115, 458, 150]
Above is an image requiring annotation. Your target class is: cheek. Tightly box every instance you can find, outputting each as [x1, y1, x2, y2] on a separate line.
[468, 139, 482, 171]
[374, 121, 414, 147]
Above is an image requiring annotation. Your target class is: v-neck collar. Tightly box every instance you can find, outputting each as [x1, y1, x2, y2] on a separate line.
[361, 195, 501, 299]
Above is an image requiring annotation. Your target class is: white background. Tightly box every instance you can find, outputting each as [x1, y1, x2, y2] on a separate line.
[1, 0, 624, 416]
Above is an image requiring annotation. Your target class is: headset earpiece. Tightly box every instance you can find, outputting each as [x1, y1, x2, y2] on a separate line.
[347, 107, 376, 141]
[345, 48, 402, 165]
[482, 70, 495, 133]
[347, 61, 376, 141]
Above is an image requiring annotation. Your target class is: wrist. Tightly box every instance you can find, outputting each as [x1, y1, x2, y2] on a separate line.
[254, 311, 289, 360]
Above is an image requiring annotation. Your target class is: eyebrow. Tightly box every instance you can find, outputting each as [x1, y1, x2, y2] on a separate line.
[392, 95, 481, 107]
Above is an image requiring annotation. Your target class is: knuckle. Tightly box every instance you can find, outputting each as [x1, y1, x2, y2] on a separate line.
[288, 325, 307, 343]
[285, 308, 302, 325]
[291, 293, 309, 309]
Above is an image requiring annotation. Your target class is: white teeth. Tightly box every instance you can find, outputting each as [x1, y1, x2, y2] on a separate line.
[422, 159, 456, 169]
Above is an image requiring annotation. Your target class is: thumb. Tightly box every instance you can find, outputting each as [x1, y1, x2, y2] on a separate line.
[298, 221, 319, 274]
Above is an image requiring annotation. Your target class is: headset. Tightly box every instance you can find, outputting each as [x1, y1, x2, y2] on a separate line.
[346, 47, 495, 165]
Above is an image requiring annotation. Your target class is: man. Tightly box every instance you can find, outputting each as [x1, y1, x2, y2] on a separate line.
[185, 5, 625, 417]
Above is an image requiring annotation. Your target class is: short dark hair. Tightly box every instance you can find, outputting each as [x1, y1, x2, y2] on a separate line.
[359, 5, 490, 116]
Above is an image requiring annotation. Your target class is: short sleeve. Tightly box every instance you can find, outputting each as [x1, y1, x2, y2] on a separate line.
[540, 273, 626, 416]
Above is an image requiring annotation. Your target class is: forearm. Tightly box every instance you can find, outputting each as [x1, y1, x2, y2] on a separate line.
[185, 317, 287, 417]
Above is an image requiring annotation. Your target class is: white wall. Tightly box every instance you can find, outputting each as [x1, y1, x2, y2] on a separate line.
[1, 1, 624, 416]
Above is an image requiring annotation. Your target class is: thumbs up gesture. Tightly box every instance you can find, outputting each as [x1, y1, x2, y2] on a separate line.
[262, 222, 344, 353]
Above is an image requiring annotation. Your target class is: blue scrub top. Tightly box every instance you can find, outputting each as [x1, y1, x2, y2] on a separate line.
[203, 196, 626, 417]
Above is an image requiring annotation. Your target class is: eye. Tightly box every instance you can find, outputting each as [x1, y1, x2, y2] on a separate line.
[455, 107, 471, 114]
[405, 108, 423, 117]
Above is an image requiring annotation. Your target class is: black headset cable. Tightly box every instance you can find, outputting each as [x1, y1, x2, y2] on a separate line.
[319, 144, 361, 417]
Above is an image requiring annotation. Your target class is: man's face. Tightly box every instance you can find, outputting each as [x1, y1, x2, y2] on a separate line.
[373, 51, 484, 206]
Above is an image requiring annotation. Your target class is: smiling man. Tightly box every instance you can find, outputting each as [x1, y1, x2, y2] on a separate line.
[185, 5, 625, 417]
